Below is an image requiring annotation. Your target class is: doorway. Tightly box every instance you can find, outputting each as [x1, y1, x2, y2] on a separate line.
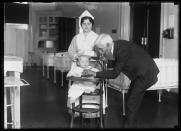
[130, 2, 161, 58]
[58, 17, 76, 51]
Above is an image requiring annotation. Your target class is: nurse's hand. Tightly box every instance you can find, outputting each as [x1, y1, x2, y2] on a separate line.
[81, 69, 96, 77]
[73, 54, 79, 61]
[73, 51, 85, 60]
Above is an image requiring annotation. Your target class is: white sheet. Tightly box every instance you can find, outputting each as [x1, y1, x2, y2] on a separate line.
[54, 52, 72, 71]
[4, 56, 23, 73]
[148, 58, 178, 90]
[108, 58, 178, 91]
[43, 53, 55, 66]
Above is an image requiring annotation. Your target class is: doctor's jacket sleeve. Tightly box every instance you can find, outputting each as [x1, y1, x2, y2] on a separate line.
[95, 48, 129, 79]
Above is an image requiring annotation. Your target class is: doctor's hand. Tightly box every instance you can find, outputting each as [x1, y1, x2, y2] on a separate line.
[81, 69, 96, 77]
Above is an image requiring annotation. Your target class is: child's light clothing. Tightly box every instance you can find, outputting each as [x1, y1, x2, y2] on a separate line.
[67, 61, 108, 118]
[67, 63, 99, 103]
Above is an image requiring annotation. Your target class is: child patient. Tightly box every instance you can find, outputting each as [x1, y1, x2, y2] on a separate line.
[67, 54, 100, 105]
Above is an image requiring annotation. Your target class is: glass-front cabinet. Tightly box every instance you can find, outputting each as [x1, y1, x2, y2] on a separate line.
[39, 16, 59, 41]
[34, 11, 62, 66]
[36, 11, 62, 50]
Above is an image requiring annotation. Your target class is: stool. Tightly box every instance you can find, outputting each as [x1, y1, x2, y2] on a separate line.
[70, 84, 104, 128]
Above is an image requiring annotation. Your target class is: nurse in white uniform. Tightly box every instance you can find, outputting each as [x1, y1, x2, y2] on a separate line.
[68, 10, 98, 59]
[67, 10, 100, 117]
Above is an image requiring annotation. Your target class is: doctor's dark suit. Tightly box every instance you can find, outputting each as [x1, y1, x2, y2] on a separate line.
[95, 40, 159, 126]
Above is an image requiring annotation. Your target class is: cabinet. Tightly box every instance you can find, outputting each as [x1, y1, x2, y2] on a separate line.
[36, 11, 62, 50]
[39, 16, 59, 41]
[38, 16, 76, 51]
[34, 11, 62, 66]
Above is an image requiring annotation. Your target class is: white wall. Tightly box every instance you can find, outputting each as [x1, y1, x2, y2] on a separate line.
[160, 3, 179, 59]
[159, 3, 179, 93]
[56, 2, 129, 40]
[4, 24, 29, 64]
[93, 3, 120, 40]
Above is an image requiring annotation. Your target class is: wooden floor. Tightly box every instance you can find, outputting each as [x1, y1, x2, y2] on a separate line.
[16, 67, 178, 128]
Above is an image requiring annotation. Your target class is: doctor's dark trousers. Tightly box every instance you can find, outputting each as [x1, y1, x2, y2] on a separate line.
[125, 73, 158, 126]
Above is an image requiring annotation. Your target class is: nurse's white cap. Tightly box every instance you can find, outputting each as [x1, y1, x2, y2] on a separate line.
[79, 10, 94, 33]
[79, 10, 94, 20]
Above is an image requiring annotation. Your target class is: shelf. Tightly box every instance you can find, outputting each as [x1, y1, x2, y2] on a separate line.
[40, 36, 48, 39]
[39, 17, 47, 23]
[49, 22, 58, 24]
[49, 26, 57, 29]
[38, 16, 59, 46]
[40, 24, 48, 28]
[49, 16, 59, 23]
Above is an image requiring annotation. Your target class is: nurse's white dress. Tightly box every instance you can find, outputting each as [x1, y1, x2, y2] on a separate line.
[67, 65, 99, 103]
[68, 31, 98, 59]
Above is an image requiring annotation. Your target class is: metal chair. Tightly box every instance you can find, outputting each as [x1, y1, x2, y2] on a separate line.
[68, 77, 104, 128]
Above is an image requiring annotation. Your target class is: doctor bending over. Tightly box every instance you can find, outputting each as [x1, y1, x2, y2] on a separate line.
[82, 33, 159, 128]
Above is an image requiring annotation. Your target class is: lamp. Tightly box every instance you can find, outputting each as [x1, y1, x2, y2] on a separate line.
[38, 40, 55, 48]
[162, 14, 174, 39]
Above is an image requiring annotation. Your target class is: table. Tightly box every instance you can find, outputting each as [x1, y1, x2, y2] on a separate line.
[4, 56, 29, 129]
[42, 52, 55, 79]
[53, 52, 72, 87]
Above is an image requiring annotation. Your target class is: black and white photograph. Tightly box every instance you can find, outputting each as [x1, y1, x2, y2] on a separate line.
[3, 2, 179, 129]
